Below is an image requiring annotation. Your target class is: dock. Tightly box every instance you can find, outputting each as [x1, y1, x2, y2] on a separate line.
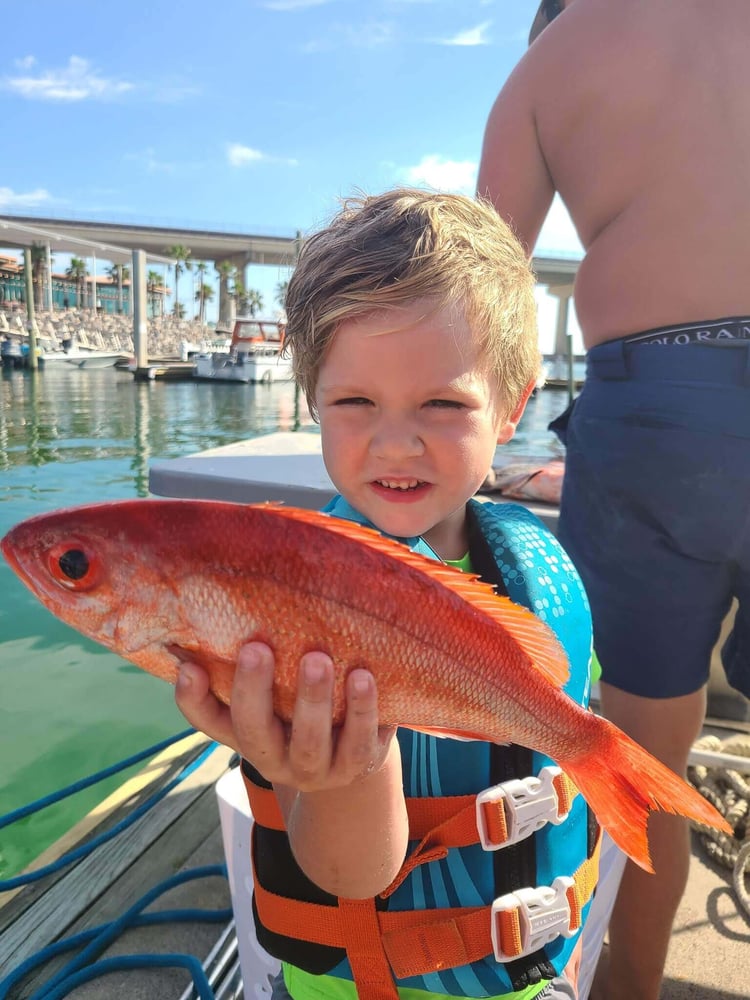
[133, 362, 196, 382]
[0, 734, 238, 999]
[2, 713, 747, 999]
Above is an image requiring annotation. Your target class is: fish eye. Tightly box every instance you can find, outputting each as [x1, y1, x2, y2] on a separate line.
[47, 542, 101, 591]
[59, 549, 89, 580]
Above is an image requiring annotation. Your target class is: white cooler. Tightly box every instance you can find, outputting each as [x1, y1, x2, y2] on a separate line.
[216, 766, 282, 997]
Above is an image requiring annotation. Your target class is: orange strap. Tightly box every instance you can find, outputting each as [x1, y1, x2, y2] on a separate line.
[252, 835, 600, 980]
[243, 768, 594, 992]
[242, 770, 579, 857]
[243, 774, 476, 840]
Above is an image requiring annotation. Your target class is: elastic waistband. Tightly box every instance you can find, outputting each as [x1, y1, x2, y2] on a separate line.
[587, 321, 750, 385]
[624, 316, 750, 346]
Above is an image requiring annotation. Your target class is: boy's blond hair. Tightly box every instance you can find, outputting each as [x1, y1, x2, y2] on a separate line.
[284, 188, 541, 418]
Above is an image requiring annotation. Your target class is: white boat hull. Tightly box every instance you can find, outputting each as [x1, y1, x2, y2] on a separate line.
[193, 351, 293, 384]
[41, 350, 127, 369]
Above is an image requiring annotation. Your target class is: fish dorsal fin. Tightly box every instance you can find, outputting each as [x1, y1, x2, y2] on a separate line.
[255, 504, 570, 690]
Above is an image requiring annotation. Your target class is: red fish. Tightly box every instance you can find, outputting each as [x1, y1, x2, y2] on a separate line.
[480, 460, 565, 505]
[1, 499, 730, 871]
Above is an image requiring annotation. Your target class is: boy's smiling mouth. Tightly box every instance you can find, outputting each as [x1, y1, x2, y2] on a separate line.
[375, 478, 424, 491]
[370, 478, 432, 503]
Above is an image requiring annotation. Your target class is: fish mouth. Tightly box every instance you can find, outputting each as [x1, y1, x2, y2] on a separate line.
[1, 531, 38, 596]
[0, 533, 20, 575]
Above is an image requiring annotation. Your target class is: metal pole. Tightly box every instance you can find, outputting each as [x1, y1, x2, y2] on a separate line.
[23, 248, 38, 370]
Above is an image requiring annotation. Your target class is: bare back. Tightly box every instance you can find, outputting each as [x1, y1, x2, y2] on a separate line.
[477, 0, 750, 347]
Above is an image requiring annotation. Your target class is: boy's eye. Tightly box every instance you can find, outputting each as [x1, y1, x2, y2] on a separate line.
[426, 398, 465, 409]
[333, 396, 372, 406]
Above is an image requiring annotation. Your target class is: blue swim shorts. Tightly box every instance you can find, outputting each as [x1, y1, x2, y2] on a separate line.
[555, 319, 750, 699]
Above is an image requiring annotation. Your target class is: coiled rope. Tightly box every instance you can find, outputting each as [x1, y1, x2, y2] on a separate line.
[688, 733, 750, 919]
[0, 729, 232, 998]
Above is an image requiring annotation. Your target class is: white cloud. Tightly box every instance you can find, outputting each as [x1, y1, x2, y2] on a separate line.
[3, 56, 134, 101]
[0, 187, 53, 210]
[400, 155, 477, 195]
[226, 143, 298, 168]
[437, 21, 492, 46]
[227, 144, 266, 167]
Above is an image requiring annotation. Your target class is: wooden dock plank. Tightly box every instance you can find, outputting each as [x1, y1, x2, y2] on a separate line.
[0, 733, 209, 920]
[0, 742, 233, 980]
[16, 781, 231, 999]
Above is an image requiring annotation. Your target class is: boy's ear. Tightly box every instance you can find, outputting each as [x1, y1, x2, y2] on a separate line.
[496, 376, 537, 444]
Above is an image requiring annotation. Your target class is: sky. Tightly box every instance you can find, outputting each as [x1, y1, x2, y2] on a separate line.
[1, 0, 583, 346]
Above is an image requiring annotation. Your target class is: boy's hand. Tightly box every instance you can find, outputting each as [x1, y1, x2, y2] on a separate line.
[175, 642, 395, 792]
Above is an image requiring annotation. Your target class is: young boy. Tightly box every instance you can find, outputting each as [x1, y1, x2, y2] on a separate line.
[175, 189, 596, 1000]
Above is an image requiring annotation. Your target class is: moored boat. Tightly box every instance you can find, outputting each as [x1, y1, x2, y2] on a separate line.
[37, 345, 130, 369]
[192, 318, 291, 384]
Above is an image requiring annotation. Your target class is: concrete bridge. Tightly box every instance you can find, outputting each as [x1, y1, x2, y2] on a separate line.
[0, 213, 579, 359]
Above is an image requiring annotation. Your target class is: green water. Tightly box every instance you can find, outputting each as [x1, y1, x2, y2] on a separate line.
[0, 367, 317, 879]
[0, 366, 565, 879]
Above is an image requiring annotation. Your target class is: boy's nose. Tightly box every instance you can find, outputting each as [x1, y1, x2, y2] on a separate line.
[370, 418, 424, 459]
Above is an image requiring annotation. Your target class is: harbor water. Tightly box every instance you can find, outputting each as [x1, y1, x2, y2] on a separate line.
[0, 366, 569, 878]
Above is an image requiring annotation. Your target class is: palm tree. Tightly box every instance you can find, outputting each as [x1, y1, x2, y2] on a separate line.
[147, 269, 164, 317]
[194, 261, 209, 323]
[65, 257, 88, 309]
[165, 244, 192, 318]
[107, 262, 130, 314]
[237, 286, 263, 317]
[276, 279, 289, 310]
[194, 282, 214, 324]
[30, 242, 51, 311]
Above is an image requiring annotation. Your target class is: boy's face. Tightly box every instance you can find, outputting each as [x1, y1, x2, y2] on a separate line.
[315, 299, 530, 560]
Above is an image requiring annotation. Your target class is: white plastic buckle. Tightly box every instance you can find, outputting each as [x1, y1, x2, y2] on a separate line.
[491, 876, 576, 962]
[475, 765, 567, 851]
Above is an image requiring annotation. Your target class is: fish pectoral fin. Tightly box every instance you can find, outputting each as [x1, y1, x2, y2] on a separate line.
[166, 643, 231, 672]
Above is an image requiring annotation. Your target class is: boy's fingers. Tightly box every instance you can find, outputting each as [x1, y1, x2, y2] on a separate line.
[175, 662, 237, 750]
[336, 669, 386, 778]
[230, 642, 285, 771]
[287, 652, 335, 785]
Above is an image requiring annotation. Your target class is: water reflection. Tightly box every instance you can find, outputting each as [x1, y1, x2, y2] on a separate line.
[0, 368, 318, 487]
[132, 382, 151, 497]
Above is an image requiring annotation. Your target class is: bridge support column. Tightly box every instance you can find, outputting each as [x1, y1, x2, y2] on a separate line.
[547, 283, 575, 393]
[23, 249, 39, 370]
[132, 249, 151, 380]
[217, 266, 236, 330]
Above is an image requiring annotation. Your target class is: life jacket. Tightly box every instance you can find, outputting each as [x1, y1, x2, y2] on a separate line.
[242, 496, 599, 999]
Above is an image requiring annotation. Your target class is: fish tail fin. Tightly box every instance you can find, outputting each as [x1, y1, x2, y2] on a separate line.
[564, 719, 732, 874]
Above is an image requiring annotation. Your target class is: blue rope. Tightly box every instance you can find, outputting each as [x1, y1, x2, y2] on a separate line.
[0, 733, 236, 1000]
[0, 866, 231, 1000]
[0, 738, 217, 891]
[0, 727, 196, 831]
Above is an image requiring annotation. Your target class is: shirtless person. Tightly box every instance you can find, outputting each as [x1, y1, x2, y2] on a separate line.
[476, 2, 750, 998]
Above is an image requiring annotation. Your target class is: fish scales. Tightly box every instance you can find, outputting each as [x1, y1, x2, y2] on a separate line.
[1, 498, 732, 872]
